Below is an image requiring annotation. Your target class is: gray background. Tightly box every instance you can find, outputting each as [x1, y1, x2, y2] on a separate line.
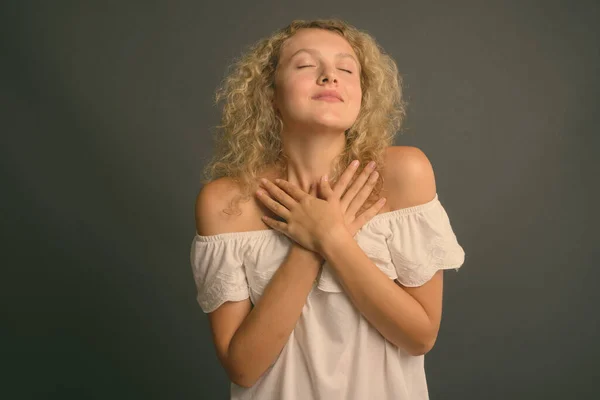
[3, 0, 598, 399]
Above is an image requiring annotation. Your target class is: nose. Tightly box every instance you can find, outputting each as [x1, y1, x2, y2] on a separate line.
[318, 67, 338, 84]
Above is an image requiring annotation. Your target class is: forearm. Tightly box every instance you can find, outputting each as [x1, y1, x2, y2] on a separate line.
[320, 231, 434, 355]
[228, 244, 322, 387]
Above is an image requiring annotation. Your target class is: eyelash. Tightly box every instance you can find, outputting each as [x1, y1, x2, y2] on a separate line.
[298, 65, 352, 74]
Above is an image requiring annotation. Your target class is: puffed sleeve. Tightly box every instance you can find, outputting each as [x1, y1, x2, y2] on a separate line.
[190, 234, 250, 313]
[385, 194, 466, 287]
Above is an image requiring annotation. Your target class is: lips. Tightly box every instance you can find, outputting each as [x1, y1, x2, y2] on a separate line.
[314, 96, 342, 102]
[312, 91, 343, 102]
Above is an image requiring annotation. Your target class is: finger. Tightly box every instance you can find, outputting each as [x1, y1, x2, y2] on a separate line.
[353, 197, 387, 227]
[347, 171, 379, 217]
[332, 160, 360, 198]
[261, 215, 288, 234]
[260, 178, 297, 210]
[256, 189, 291, 220]
[312, 182, 324, 200]
[274, 179, 308, 202]
[340, 161, 376, 210]
[319, 175, 334, 200]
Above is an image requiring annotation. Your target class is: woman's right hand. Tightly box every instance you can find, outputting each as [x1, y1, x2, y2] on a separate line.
[325, 160, 386, 237]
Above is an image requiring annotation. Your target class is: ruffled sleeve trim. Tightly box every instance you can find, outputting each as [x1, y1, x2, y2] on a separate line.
[380, 193, 465, 287]
[191, 234, 260, 313]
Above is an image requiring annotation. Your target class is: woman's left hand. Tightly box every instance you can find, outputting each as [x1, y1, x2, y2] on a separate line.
[256, 177, 346, 254]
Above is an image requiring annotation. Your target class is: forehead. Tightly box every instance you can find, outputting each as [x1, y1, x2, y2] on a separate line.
[279, 28, 358, 62]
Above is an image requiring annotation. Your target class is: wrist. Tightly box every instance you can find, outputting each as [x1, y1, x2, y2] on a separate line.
[319, 225, 353, 258]
[291, 242, 324, 266]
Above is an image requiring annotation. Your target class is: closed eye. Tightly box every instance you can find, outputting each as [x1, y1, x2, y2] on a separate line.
[297, 65, 352, 73]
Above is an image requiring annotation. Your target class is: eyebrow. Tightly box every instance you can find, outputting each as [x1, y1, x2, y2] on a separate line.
[288, 48, 360, 69]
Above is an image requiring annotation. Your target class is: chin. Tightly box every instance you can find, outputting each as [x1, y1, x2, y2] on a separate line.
[310, 121, 352, 133]
[308, 115, 354, 131]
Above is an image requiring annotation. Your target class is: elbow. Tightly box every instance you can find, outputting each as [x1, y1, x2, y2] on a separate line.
[408, 340, 434, 356]
[226, 356, 272, 389]
[231, 377, 257, 389]
[227, 369, 259, 388]
[226, 337, 280, 388]
[224, 339, 274, 388]
[405, 334, 438, 357]
[225, 359, 264, 388]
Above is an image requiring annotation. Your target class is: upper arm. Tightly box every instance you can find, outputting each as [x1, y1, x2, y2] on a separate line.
[195, 179, 253, 370]
[385, 146, 443, 344]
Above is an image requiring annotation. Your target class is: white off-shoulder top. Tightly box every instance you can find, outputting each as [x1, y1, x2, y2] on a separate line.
[190, 193, 466, 400]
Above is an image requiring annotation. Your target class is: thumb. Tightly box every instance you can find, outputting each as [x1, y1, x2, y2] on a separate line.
[319, 175, 334, 200]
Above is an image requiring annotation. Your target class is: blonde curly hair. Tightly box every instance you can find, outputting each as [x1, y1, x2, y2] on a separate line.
[202, 18, 406, 214]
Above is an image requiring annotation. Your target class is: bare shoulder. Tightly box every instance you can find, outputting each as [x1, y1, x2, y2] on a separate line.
[195, 177, 263, 236]
[381, 146, 437, 210]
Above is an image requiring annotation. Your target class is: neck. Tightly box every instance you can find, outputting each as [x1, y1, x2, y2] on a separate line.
[278, 128, 347, 193]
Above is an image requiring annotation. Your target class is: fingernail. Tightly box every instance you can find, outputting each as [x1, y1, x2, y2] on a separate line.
[351, 160, 359, 167]
[378, 197, 386, 204]
[368, 161, 376, 169]
[322, 175, 328, 182]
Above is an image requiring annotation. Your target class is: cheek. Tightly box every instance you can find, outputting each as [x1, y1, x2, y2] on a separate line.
[279, 79, 313, 108]
[349, 83, 362, 111]
[350, 77, 362, 95]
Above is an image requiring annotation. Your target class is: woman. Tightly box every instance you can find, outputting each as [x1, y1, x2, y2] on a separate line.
[191, 18, 466, 399]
